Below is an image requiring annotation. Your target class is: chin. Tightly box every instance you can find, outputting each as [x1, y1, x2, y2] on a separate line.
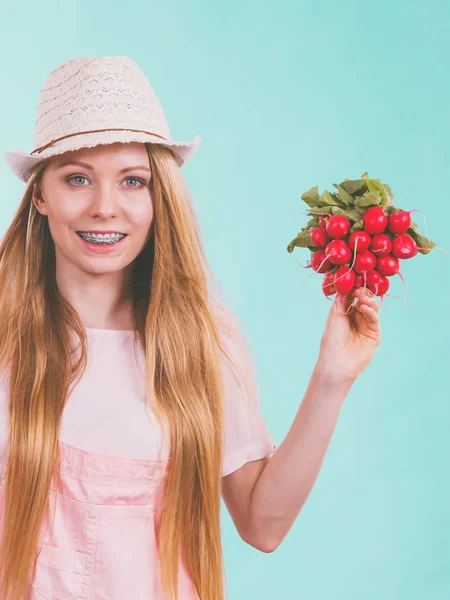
[77, 258, 129, 276]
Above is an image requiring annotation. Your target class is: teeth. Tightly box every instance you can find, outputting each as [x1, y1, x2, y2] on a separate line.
[78, 232, 125, 244]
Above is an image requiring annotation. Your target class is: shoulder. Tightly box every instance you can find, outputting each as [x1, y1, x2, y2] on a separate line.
[208, 298, 253, 383]
[209, 296, 248, 352]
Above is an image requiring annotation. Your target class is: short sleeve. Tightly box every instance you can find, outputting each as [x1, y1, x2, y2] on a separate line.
[216, 309, 276, 477]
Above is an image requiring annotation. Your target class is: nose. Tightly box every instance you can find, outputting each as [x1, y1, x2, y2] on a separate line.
[88, 182, 120, 219]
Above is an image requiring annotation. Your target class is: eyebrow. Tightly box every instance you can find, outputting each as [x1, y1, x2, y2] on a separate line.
[55, 160, 151, 174]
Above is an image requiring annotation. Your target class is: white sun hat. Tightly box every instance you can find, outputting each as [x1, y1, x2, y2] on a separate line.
[4, 55, 201, 183]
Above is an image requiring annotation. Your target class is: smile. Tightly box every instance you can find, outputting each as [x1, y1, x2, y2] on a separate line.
[76, 232, 127, 245]
[75, 231, 128, 253]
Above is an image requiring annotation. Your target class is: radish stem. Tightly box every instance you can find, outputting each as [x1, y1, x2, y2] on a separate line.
[349, 238, 358, 270]
[409, 209, 431, 243]
[417, 246, 450, 256]
[307, 212, 333, 218]
[293, 255, 311, 269]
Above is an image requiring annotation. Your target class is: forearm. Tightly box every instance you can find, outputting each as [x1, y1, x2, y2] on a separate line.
[248, 363, 354, 551]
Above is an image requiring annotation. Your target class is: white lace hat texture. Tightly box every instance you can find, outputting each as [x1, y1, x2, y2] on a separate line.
[4, 55, 201, 182]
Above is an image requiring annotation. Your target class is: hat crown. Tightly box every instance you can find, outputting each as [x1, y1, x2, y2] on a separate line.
[33, 56, 172, 151]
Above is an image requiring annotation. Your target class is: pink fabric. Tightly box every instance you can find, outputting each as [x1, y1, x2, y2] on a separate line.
[0, 440, 198, 599]
[0, 311, 276, 598]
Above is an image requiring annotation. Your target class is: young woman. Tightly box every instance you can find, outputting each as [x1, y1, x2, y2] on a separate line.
[0, 56, 381, 600]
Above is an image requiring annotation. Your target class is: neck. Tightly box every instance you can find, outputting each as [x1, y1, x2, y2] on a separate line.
[55, 260, 135, 330]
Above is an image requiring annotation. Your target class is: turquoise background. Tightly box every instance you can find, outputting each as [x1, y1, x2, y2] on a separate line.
[1, 1, 449, 598]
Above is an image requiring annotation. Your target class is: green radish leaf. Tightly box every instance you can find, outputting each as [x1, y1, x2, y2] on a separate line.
[356, 205, 368, 216]
[332, 192, 346, 206]
[345, 208, 364, 221]
[307, 205, 334, 214]
[308, 246, 317, 252]
[366, 180, 382, 194]
[320, 190, 342, 207]
[355, 191, 381, 208]
[331, 206, 347, 216]
[409, 221, 419, 231]
[332, 183, 355, 205]
[306, 216, 320, 229]
[385, 205, 397, 216]
[339, 178, 367, 196]
[330, 206, 360, 222]
[350, 219, 363, 233]
[366, 178, 390, 206]
[408, 229, 436, 255]
[301, 186, 321, 208]
[383, 183, 394, 204]
[287, 229, 311, 253]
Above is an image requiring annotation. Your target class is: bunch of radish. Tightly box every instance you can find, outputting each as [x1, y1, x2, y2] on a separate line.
[287, 173, 435, 299]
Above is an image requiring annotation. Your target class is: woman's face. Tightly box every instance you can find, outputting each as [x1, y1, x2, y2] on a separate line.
[33, 142, 154, 277]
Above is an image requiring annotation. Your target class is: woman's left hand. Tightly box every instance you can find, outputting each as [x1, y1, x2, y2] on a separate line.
[317, 288, 381, 383]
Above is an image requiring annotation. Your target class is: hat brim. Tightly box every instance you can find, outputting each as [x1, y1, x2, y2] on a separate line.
[4, 131, 201, 183]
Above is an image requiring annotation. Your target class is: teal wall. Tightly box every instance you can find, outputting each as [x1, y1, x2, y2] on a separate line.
[1, 1, 449, 598]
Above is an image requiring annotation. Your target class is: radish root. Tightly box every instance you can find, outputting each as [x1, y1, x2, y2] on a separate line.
[397, 271, 408, 308]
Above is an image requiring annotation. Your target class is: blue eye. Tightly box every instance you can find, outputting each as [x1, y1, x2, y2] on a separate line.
[124, 177, 146, 189]
[67, 175, 88, 186]
[66, 175, 147, 189]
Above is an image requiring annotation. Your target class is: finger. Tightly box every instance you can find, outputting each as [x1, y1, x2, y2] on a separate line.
[334, 292, 356, 315]
[358, 294, 380, 312]
[355, 288, 380, 310]
[343, 292, 356, 313]
[355, 287, 375, 300]
[358, 303, 380, 326]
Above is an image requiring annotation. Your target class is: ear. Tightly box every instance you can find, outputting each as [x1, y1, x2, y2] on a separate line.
[32, 182, 48, 216]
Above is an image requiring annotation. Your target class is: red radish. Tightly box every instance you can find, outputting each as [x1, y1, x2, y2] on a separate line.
[348, 231, 371, 253]
[362, 206, 388, 235]
[366, 270, 381, 295]
[310, 227, 328, 249]
[289, 177, 438, 307]
[392, 234, 418, 259]
[326, 215, 351, 239]
[326, 240, 352, 265]
[322, 271, 336, 296]
[334, 267, 356, 296]
[377, 276, 390, 297]
[366, 270, 381, 286]
[354, 274, 364, 289]
[377, 255, 400, 277]
[388, 210, 412, 234]
[310, 249, 333, 273]
[370, 234, 392, 256]
[353, 250, 376, 274]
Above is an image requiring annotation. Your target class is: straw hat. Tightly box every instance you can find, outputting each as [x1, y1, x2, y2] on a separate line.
[4, 55, 201, 182]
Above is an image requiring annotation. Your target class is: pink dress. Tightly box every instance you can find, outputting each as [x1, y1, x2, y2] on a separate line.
[0, 316, 276, 599]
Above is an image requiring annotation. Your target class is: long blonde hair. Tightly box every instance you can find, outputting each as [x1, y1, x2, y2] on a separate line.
[0, 143, 244, 600]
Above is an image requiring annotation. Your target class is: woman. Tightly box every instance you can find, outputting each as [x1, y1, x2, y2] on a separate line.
[0, 56, 380, 600]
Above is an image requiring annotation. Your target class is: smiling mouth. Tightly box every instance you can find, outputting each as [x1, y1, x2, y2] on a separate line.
[76, 232, 128, 245]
